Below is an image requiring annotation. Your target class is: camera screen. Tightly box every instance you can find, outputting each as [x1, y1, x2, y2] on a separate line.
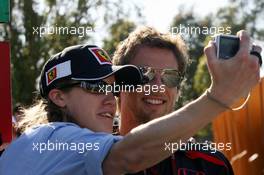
[219, 36, 239, 59]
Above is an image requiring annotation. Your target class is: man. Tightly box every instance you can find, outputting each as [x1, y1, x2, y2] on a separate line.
[113, 26, 261, 174]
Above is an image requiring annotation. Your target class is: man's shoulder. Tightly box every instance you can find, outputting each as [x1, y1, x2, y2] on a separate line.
[174, 140, 233, 172]
[127, 141, 234, 175]
[173, 148, 230, 168]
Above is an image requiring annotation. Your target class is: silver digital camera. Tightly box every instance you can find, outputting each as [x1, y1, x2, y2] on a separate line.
[214, 34, 240, 59]
[214, 34, 262, 66]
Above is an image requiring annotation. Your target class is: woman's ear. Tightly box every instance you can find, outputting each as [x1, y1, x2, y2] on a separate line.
[48, 89, 68, 107]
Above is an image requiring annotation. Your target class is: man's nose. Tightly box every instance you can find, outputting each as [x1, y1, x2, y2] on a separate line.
[149, 73, 163, 86]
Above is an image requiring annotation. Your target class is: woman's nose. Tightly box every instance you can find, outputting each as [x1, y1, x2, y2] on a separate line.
[103, 93, 116, 106]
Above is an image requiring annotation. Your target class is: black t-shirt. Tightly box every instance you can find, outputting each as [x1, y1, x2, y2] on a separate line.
[126, 143, 234, 175]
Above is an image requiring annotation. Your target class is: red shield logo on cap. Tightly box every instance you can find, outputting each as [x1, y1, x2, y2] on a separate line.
[89, 47, 112, 65]
[47, 67, 57, 85]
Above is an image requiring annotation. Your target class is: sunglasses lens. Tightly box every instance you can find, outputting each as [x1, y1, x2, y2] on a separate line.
[161, 70, 183, 88]
[139, 66, 183, 87]
[141, 67, 155, 83]
[81, 81, 107, 94]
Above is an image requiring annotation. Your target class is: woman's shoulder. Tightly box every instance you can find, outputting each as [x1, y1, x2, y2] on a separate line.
[23, 122, 121, 142]
[23, 122, 91, 140]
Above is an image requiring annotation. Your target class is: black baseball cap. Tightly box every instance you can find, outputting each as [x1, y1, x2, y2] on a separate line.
[39, 44, 143, 98]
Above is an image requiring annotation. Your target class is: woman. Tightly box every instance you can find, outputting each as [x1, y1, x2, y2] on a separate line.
[0, 44, 143, 175]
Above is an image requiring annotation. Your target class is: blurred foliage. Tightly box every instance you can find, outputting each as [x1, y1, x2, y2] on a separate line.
[170, 12, 212, 108]
[103, 19, 136, 56]
[193, 55, 211, 95]
[193, 36, 212, 95]
[8, 0, 141, 106]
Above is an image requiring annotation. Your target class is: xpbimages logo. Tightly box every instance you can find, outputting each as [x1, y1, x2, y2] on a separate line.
[164, 140, 232, 154]
[32, 25, 93, 37]
[32, 140, 100, 154]
[171, 24, 231, 36]
[98, 82, 166, 96]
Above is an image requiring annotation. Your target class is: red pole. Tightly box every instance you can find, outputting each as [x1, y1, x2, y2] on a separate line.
[0, 41, 12, 143]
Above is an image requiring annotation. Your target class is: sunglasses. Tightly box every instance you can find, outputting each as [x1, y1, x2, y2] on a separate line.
[58, 81, 117, 95]
[138, 66, 184, 88]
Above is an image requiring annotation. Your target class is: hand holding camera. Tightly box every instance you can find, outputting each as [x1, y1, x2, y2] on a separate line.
[204, 31, 262, 110]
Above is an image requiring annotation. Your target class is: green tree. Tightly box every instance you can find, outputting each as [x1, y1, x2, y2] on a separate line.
[103, 19, 136, 56]
[170, 11, 213, 108]
[193, 55, 210, 95]
[8, 0, 140, 106]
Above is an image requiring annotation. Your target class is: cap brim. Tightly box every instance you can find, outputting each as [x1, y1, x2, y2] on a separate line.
[71, 64, 143, 85]
[111, 65, 143, 85]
